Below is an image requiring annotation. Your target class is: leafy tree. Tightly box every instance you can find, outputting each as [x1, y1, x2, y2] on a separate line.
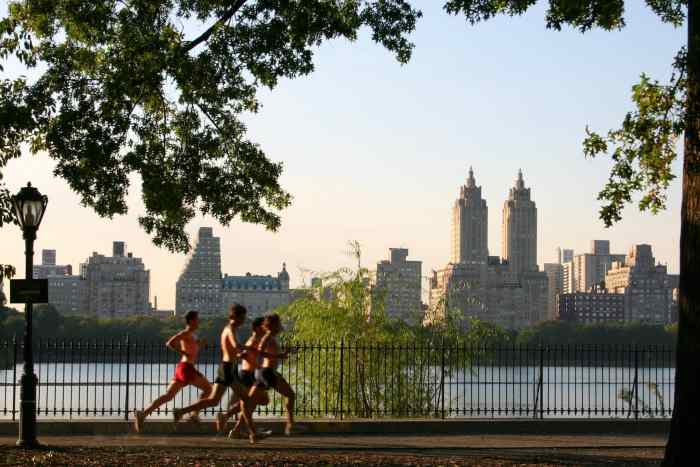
[0, 309, 23, 345]
[281, 246, 406, 417]
[0, 0, 421, 252]
[279, 246, 411, 417]
[444, 1, 693, 464]
[279, 243, 512, 418]
[0, 264, 14, 281]
[32, 303, 64, 336]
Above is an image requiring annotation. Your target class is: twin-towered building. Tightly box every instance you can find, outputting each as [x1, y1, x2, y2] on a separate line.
[429, 168, 548, 329]
[175, 227, 291, 318]
[449, 167, 540, 271]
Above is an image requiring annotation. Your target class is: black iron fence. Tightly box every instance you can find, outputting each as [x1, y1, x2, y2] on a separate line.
[0, 337, 675, 420]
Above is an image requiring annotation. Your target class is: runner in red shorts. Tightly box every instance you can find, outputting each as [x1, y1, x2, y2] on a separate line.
[134, 311, 211, 433]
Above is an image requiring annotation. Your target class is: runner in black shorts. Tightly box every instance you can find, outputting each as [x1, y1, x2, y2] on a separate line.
[173, 304, 259, 443]
[255, 367, 282, 390]
[238, 365, 256, 388]
[216, 362, 242, 387]
[217, 317, 270, 436]
[248, 314, 299, 436]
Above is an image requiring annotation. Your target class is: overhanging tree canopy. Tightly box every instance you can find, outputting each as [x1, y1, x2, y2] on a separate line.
[0, 0, 422, 252]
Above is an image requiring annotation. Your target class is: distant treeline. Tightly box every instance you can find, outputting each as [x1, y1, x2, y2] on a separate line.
[0, 305, 678, 347]
[514, 320, 677, 347]
[0, 305, 678, 371]
[0, 305, 230, 344]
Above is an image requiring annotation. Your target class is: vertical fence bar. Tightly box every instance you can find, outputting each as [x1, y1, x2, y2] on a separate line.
[76, 338, 82, 416]
[101, 339, 106, 416]
[51, 339, 57, 417]
[633, 345, 639, 420]
[338, 339, 344, 420]
[531, 346, 536, 419]
[124, 335, 131, 421]
[440, 337, 446, 420]
[108, 339, 114, 416]
[12, 335, 18, 421]
[539, 345, 545, 420]
[60, 339, 66, 417]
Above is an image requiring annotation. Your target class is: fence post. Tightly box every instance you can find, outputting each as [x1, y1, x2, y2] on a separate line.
[339, 339, 344, 420]
[124, 335, 131, 421]
[12, 335, 18, 421]
[440, 336, 446, 419]
[539, 345, 545, 420]
[533, 345, 544, 419]
[633, 345, 639, 420]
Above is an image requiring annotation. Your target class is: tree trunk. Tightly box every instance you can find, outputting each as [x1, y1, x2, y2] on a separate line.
[664, 1, 700, 465]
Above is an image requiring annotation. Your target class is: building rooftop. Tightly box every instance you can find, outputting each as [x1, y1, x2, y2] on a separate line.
[222, 274, 284, 290]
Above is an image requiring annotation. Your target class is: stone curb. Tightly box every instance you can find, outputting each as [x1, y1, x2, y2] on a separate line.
[0, 419, 670, 437]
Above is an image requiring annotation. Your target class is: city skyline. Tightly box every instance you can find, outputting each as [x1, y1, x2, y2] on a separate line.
[0, 1, 684, 310]
[0, 162, 682, 310]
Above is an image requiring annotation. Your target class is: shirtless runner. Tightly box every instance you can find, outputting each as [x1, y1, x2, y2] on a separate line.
[248, 314, 298, 436]
[217, 317, 271, 437]
[172, 304, 259, 443]
[134, 310, 210, 433]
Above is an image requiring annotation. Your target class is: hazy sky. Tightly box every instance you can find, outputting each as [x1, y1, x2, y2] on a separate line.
[0, 1, 685, 309]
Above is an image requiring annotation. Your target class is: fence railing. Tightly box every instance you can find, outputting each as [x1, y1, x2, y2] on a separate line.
[0, 337, 675, 420]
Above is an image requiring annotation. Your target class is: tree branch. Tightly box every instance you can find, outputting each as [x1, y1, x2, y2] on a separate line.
[182, 0, 248, 53]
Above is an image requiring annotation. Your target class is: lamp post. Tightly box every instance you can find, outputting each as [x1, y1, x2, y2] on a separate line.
[11, 182, 48, 448]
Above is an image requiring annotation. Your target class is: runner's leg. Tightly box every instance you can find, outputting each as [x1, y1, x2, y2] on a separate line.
[187, 372, 212, 420]
[273, 376, 295, 434]
[217, 393, 241, 433]
[230, 387, 267, 435]
[134, 380, 185, 433]
[229, 385, 257, 435]
[144, 380, 185, 416]
[174, 384, 226, 422]
[221, 395, 241, 421]
[231, 383, 257, 443]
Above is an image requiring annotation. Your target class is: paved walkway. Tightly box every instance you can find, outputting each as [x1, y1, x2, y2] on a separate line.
[1, 433, 669, 466]
[0, 433, 668, 450]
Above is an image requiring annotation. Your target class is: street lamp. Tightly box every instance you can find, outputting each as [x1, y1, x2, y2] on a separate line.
[11, 182, 48, 448]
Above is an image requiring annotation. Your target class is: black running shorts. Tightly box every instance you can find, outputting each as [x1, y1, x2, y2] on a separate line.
[215, 362, 242, 388]
[255, 367, 280, 390]
[238, 368, 256, 388]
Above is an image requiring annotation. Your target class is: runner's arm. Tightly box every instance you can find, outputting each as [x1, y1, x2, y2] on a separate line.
[166, 331, 189, 358]
[227, 328, 245, 357]
[256, 331, 272, 353]
[256, 333, 291, 359]
[257, 348, 291, 359]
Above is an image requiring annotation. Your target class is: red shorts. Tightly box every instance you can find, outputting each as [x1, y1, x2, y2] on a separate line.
[174, 362, 203, 385]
